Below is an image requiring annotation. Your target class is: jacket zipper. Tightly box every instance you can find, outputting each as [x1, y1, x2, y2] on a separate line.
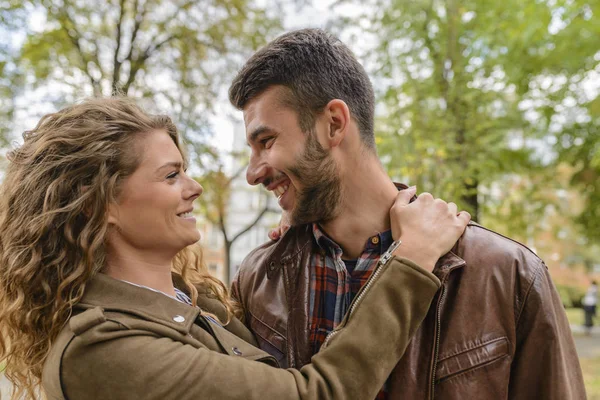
[429, 282, 446, 399]
[321, 258, 387, 349]
[283, 262, 297, 368]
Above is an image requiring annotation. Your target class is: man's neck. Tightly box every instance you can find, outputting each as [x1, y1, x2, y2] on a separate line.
[319, 160, 399, 260]
[104, 246, 176, 297]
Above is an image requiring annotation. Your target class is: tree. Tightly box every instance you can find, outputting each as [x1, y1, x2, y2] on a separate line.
[344, 0, 598, 226]
[197, 155, 277, 284]
[0, 1, 26, 148]
[547, 0, 600, 242]
[3, 0, 282, 168]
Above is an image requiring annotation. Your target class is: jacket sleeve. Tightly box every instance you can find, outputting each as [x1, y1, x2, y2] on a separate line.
[230, 267, 244, 316]
[508, 260, 586, 399]
[59, 257, 440, 400]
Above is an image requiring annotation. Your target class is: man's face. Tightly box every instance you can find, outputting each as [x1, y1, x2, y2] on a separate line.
[244, 86, 342, 225]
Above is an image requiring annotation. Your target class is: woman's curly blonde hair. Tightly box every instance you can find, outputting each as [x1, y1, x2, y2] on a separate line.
[0, 97, 238, 399]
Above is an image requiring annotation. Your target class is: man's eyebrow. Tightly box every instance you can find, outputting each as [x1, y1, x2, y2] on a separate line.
[247, 125, 277, 146]
[155, 161, 182, 173]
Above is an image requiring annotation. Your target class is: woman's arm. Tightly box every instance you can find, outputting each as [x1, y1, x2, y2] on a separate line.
[52, 188, 468, 400]
[56, 256, 439, 400]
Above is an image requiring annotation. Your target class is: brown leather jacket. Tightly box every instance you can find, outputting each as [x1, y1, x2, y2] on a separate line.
[232, 222, 586, 399]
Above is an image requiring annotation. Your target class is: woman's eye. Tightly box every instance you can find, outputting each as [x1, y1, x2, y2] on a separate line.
[167, 171, 179, 180]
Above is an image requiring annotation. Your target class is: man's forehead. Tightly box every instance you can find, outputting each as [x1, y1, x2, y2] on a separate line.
[244, 102, 288, 136]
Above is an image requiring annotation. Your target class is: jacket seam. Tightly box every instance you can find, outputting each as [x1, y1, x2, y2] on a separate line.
[105, 317, 130, 330]
[248, 309, 286, 339]
[437, 336, 508, 362]
[234, 267, 247, 322]
[59, 334, 77, 400]
[438, 354, 510, 384]
[247, 311, 286, 353]
[468, 224, 540, 259]
[281, 233, 312, 263]
[515, 260, 543, 328]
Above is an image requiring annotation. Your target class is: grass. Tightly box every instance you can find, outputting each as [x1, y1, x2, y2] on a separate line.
[566, 308, 600, 399]
[566, 307, 585, 327]
[581, 357, 600, 400]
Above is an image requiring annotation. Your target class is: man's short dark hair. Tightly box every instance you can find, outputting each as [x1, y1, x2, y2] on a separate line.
[229, 28, 376, 149]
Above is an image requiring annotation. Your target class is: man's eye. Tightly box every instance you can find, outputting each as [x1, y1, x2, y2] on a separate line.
[261, 137, 274, 148]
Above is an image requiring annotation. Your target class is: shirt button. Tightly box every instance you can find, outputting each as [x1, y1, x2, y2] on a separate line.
[371, 236, 380, 245]
[173, 315, 185, 323]
[232, 347, 243, 356]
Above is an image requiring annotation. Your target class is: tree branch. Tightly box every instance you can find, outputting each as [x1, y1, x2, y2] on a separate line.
[230, 205, 270, 244]
[112, 0, 126, 94]
[122, 34, 178, 94]
[226, 162, 249, 186]
[60, 3, 103, 95]
[421, 2, 449, 100]
[124, 0, 145, 63]
[216, 205, 231, 252]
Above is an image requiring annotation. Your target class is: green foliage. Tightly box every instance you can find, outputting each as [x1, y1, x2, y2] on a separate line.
[2, 0, 283, 170]
[557, 120, 600, 242]
[557, 284, 586, 308]
[345, 0, 599, 239]
[0, 1, 27, 147]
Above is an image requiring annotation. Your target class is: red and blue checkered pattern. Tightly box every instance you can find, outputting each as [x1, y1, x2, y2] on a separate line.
[309, 223, 394, 399]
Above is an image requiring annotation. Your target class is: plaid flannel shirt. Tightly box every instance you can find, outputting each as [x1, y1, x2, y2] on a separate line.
[309, 223, 394, 400]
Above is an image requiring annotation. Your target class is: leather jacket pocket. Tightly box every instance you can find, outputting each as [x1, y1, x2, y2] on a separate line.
[248, 312, 288, 368]
[436, 337, 510, 383]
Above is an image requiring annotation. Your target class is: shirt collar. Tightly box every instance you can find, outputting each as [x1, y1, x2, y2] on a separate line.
[312, 222, 393, 256]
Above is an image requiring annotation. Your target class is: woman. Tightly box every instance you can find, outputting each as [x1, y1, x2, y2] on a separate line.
[0, 97, 468, 399]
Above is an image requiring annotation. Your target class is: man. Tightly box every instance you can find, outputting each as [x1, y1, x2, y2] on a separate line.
[228, 29, 585, 399]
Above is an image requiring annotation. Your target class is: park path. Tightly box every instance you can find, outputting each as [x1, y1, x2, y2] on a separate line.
[573, 325, 600, 359]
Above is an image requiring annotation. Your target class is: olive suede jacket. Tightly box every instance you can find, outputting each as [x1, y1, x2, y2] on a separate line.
[42, 257, 440, 400]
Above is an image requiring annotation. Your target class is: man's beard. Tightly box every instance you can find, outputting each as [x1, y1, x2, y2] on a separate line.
[288, 132, 342, 225]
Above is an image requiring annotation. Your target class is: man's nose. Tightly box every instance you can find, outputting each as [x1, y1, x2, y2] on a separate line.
[246, 156, 268, 186]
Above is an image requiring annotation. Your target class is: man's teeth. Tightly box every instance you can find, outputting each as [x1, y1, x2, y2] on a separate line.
[273, 185, 289, 198]
[178, 212, 192, 218]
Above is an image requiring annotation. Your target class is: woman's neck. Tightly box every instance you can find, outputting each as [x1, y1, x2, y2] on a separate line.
[104, 252, 176, 297]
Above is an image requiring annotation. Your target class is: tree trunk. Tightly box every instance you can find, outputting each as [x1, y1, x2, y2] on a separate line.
[461, 179, 479, 222]
[223, 241, 232, 285]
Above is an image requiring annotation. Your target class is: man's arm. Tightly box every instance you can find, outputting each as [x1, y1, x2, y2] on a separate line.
[509, 260, 586, 399]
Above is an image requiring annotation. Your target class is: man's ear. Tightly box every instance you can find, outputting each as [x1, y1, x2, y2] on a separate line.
[322, 99, 350, 148]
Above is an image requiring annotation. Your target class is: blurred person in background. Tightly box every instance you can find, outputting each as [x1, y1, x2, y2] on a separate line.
[0, 97, 469, 399]
[583, 280, 598, 335]
[229, 28, 586, 399]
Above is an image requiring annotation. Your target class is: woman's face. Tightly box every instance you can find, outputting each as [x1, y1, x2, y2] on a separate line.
[107, 129, 203, 255]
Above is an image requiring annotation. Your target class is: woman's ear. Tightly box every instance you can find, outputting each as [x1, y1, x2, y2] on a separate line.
[82, 185, 118, 225]
[106, 203, 119, 226]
